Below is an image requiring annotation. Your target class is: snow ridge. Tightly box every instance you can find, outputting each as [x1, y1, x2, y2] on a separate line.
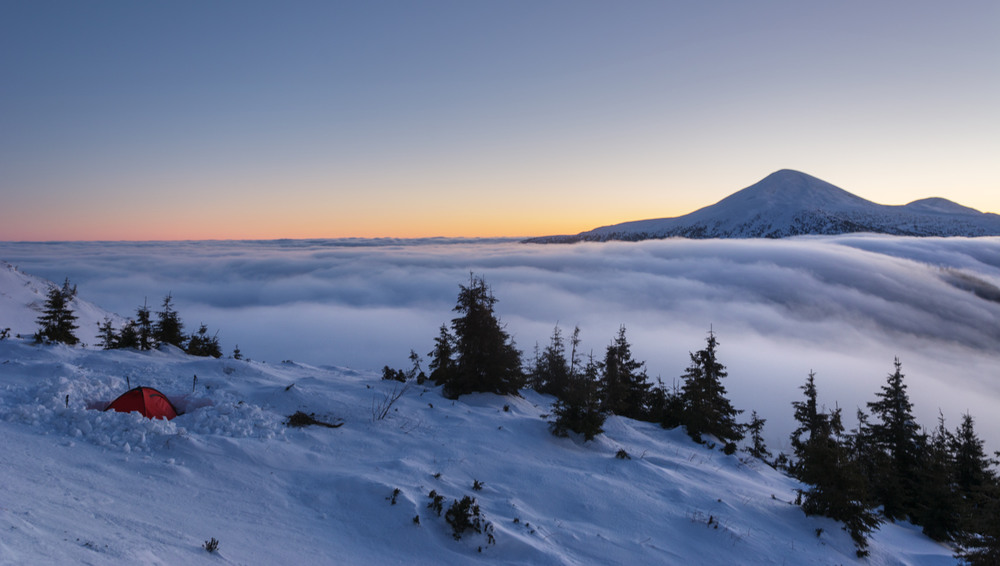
[528, 170, 1000, 243]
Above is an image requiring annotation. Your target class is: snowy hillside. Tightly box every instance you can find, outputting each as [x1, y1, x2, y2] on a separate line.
[0, 270, 960, 564]
[528, 170, 1000, 242]
[0, 260, 124, 344]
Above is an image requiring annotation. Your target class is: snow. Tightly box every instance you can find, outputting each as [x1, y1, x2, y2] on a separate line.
[529, 170, 1000, 242]
[0, 268, 961, 564]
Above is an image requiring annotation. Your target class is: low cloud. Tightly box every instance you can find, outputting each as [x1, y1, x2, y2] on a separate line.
[3, 235, 1000, 451]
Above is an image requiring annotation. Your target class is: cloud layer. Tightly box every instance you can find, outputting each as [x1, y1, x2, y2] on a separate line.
[3, 236, 999, 452]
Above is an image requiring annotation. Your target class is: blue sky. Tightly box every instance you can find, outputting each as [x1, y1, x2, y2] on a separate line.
[2, 1, 997, 240]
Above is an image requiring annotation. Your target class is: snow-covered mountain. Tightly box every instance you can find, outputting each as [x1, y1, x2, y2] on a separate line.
[528, 170, 1000, 243]
[0, 264, 960, 564]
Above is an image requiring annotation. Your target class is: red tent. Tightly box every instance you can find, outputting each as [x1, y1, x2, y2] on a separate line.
[105, 387, 179, 420]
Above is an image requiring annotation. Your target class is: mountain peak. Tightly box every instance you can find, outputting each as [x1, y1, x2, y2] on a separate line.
[527, 170, 1000, 243]
[721, 169, 873, 210]
[903, 197, 982, 216]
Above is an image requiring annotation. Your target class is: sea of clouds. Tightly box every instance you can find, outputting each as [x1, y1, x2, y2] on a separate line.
[2, 235, 999, 452]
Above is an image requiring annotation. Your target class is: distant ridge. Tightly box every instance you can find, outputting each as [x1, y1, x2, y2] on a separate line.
[527, 170, 1000, 243]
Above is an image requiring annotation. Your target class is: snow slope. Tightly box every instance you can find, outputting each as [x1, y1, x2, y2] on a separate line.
[528, 170, 1000, 242]
[0, 270, 959, 564]
[0, 260, 125, 345]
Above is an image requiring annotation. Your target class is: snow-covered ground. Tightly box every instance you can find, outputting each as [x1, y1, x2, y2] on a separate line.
[0, 338, 959, 565]
[0, 263, 961, 564]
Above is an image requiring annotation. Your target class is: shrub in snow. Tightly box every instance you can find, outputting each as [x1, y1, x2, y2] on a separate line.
[371, 382, 409, 422]
[427, 490, 444, 516]
[203, 537, 219, 553]
[381, 365, 407, 382]
[445, 495, 494, 544]
[285, 411, 342, 429]
[186, 323, 222, 358]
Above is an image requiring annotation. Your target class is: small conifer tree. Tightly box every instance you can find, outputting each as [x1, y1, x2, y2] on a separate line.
[186, 323, 222, 358]
[866, 357, 924, 521]
[441, 274, 522, 398]
[551, 350, 606, 441]
[536, 325, 571, 399]
[599, 325, 651, 420]
[154, 293, 185, 348]
[96, 317, 118, 350]
[678, 330, 742, 444]
[791, 371, 880, 556]
[34, 280, 79, 345]
[919, 412, 959, 541]
[116, 320, 140, 349]
[135, 299, 155, 350]
[744, 410, 771, 461]
[428, 324, 456, 385]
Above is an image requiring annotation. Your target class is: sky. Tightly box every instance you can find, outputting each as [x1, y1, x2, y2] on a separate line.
[3, 236, 1000, 452]
[1, 1, 998, 241]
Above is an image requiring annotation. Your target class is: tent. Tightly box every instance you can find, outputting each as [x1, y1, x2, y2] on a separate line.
[105, 386, 179, 420]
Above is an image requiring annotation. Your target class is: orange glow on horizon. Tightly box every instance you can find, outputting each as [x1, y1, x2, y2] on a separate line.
[0, 207, 693, 242]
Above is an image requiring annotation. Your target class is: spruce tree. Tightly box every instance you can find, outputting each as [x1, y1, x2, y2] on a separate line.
[135, 299, 155, 350]
[920, 412, 959, 541]
[96, 317, 118, 350]
[866, 357, 925, 521]
[536, 325, 571, 399]
[954, 479, 1000, 566]
[952, 413, 997, 497]
[790, 371, 823, 473]
[846, 408, 883, 495]
[154, 293, 185, 348]
[678, 330, 742, 445]
[950, 413, 1000, 563]
[599, 325, 651, 420]
[116, 320, 140, 349]
[428, 324, 456, 385]
[744, 410, 771, 461]
[550, 351, 606, 441]
[650, 379, 685, 430]
[441, 274, 522, 398]
[186, 323, 222, 358]
[34, 281, 79, 345]
[790, 372, 881, 556]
